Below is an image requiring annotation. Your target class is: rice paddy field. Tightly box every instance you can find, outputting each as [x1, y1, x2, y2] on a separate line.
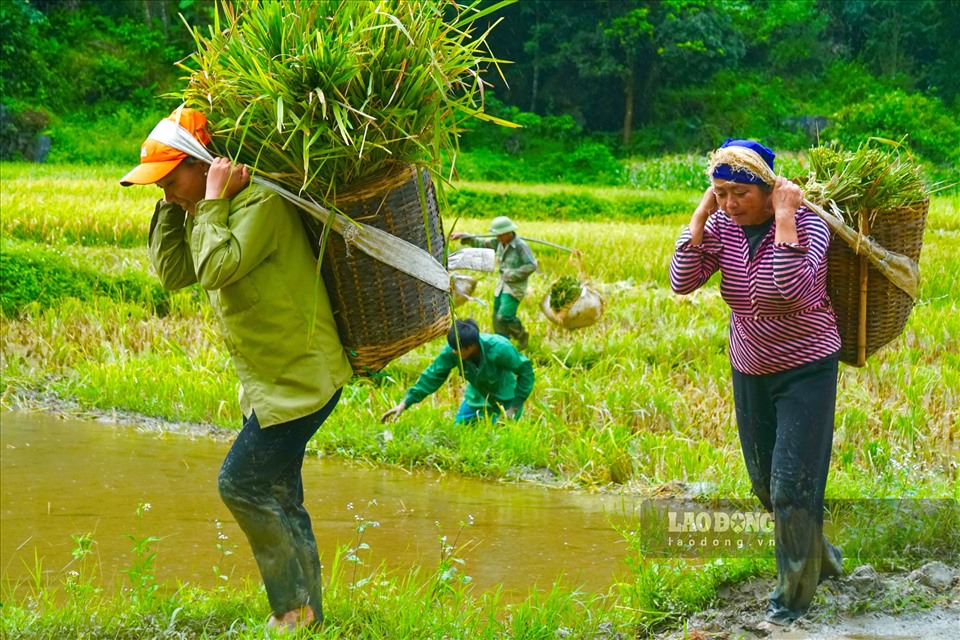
[1, 162, 957, 638]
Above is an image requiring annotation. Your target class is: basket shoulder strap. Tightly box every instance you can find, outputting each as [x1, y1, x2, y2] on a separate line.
[255, 176, 450, 293]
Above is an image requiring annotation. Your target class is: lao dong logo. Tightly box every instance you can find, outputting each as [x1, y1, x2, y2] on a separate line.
[637, 500, 780, 557]
[667, 508, 775, 534]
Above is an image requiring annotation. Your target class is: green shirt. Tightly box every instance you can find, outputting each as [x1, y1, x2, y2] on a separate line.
[464, 235, 538, 300]
[402, 333, 535, 411]
[148, 183, 353, 427]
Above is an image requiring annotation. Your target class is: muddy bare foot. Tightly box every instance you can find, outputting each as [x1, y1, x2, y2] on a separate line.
[267, 606, 316, 633]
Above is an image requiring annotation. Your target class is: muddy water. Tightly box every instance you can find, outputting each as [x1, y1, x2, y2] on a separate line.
[1, 411, 629, 596]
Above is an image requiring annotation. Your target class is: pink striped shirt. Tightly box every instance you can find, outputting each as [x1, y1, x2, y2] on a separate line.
[670, 208, 841, 375]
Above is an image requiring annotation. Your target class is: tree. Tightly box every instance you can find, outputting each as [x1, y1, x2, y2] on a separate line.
[599, 3, 653, 146]
[562, 0, 746, 146]
[822, 0, 960, 101]
[518, 0, 585, 114]
[0, 0, 51, 103]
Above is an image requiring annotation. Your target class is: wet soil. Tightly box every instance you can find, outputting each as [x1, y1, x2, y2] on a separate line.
[3, 388, 241, 441]
[658, 562, 959, 640]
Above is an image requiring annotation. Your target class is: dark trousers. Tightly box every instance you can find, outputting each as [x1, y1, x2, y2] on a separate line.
[218, 389, 342, 621]
[732, 354, 842, 622]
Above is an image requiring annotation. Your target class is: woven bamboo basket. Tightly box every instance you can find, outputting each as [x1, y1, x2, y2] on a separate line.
[827, 199, 929, 366]
[301, 164, 450, 375]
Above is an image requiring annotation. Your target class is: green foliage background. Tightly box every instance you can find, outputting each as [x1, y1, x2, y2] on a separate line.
[1, 0, 958, 185]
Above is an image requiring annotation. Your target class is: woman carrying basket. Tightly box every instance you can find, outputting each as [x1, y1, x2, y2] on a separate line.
[669, 139, 844, 626]
[121, 108, 353, 633]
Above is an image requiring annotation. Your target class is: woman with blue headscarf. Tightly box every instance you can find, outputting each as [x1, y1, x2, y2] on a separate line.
[670, 139, 844, 626]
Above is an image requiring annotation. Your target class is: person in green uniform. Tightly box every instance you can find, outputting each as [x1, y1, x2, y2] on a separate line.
[380, 319, 535, 424]
[451, 216, 538, 349]
[120, 108, 353, 633]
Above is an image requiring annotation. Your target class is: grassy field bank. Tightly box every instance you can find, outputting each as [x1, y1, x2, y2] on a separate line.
[1, 163, 957, 638]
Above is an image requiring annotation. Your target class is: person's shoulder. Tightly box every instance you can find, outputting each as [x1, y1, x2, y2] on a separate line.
[482, 333, 512, 348]
[232, 182, 291, 213]
[711, 210, 732, 223]
[513, 236, 536, 256]
[795, 207, 828, 232]
[706, 210, 734, 232]
[483, 333, 522, 356]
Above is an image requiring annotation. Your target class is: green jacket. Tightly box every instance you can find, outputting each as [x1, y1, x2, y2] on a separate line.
[463, 234, 538, 300]
[148, 183, 353, 427]
[402, 333, 535, 411]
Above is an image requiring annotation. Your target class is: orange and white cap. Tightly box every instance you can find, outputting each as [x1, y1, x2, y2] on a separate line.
[120, 108, 212, 186]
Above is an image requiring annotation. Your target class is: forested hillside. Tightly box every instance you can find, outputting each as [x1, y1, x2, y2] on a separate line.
[2, 0, 958, 185]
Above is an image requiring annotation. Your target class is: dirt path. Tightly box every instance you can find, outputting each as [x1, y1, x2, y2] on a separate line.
[660, 562, 959, 639]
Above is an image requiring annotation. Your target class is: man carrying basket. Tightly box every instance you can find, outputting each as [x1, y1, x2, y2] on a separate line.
[121, 108, 352, 633]
[669, 139, 844, 627]
[451, 216, 538, 349]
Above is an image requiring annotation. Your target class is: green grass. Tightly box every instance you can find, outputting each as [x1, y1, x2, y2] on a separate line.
[0, 544, 711, 639]
[1, 162, 957, 637]
[2, 163, 957, 493]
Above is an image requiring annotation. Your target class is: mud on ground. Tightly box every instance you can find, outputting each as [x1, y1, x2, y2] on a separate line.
[658, 561, 959, 640]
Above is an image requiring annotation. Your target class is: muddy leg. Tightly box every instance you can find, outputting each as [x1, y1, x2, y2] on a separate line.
[731, 367, 777, 513]
[765, 355, 839, 624]
[732, 356, 840, 624]
[218, 389, 341, 623]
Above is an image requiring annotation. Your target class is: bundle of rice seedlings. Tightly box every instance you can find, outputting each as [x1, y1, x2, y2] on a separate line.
[803, 138, 930, 226]
[548, 275, 582, 312]
[178, 0, 513, 198]
[542, 274, 605, 330]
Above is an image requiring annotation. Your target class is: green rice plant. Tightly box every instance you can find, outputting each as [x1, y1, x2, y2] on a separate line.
[805, 138, 935, 226]
[446, 180, 698, 222]
[0, 163, 156, 248]
[179, 0, 515, 196]
[0, 239, 172, 316]
[629, 151, 808, 191]
[830, 497, 960, 573]
[548, 275, 581, 312]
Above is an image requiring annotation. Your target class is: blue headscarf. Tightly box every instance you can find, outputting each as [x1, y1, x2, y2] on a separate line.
[711, 139, 776, 185]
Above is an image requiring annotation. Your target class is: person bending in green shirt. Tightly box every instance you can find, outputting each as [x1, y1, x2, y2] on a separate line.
[451, 216, 538, 349]
[380, 319, 535, 424]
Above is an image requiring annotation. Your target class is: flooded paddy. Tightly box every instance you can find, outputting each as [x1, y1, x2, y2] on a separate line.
[1, 411, 630, 596]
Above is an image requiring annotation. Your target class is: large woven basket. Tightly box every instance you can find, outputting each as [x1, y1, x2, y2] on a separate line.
[302, 164, 449, 375]
[826, 199, 929, 366]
